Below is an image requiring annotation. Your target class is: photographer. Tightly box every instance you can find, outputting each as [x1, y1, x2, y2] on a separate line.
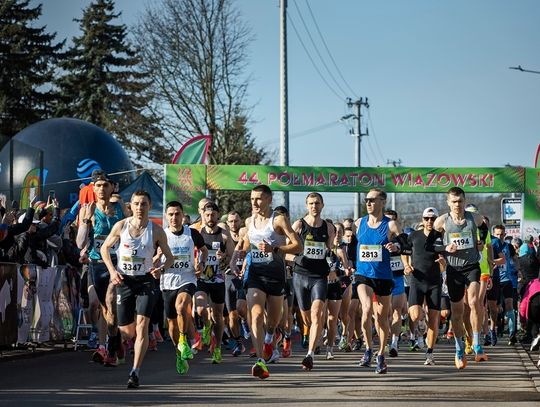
[0, 197, 37, 263]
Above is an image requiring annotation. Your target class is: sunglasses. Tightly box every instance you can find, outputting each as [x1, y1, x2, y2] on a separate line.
[423, 217, 436, 221]
[364, 198, 381, 204]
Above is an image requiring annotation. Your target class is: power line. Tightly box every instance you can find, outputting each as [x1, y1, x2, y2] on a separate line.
[366, 108, 386, 165]
[303, 0, 357, 97]
[291, 0, 348, 98]
[287, 12, 344, 102]
[266, 120, 340, 145]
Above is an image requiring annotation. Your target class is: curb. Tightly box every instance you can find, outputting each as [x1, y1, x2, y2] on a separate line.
[0, 343, 74, 363]
[515, 343, 540, 392]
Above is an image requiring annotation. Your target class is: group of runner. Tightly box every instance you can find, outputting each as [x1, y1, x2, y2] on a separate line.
[80, 170, 523, 388]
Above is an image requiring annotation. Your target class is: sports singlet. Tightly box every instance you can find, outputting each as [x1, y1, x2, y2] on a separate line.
[247, 211, 286, 281]
[199, 227, 226, 283]
[116, 219, 154, 276]
[294, 218, 330, 278]
[161, 226, 196, 290]
[355, 215, 392, 280]
[442, 212, 480, 269]
[89, 202, 123, 260]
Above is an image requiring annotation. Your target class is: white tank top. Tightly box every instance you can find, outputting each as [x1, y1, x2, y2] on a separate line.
[161, 226, 196, 290]
[116, 218, 154, 276]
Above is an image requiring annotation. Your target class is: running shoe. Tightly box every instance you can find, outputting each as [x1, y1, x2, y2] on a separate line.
[178, 340, 194, 360]
[103, 355, 117, 367]
[508, 333, 517, 346]
[338, 335, 348, 351]
[490, 329, 498, 346]
[530, 335, 540, 352]
[389, 344, 398, 358]
[202, 322, 212, 346]
[148, 337, 158, 352]
[241, 320, 251, 340]
[326, 347, 335, 360]
[268, 349, 280, 364]
[192, 332, 204, 351]
[282, 338, 292, 358]
[176, 350, 189, 375]
[359, 348, 372, 367]
[454, 350, 467, 370]
[301, 355, 314, 370]
[87, 332, 98, 349]
[249, 346, 257, 358]
[424, 353, 435, 366]
[483, 334, 492, 347]
[127, 372, 139, 389]
[464, 336, 473, 355]
[92, 347, 106, 364]
[446, 330, 454, 340]
[154, 329, 164, 343]
[473, 345, 488, 362]
[375, 355, 387, 374]
[232, 340, 244, 357]
[263, 343, 273, 361]
[211, 347, 222, 364]
[409, 340, 419, 352]
[252, 360, 269, 379]
[301, 335, 309, 349]
[352, 338, 363, 351]
[314, 346, 321, 355]
[417, 336, 425, 350]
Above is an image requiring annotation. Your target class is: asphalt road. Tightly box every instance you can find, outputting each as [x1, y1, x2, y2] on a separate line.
[1, 338, 539, 407]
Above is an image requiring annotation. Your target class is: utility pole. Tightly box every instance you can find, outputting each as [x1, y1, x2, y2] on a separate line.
[346, 97, 369, 219]
[386, 159, 402, 211]
[279, 0, 289, 209]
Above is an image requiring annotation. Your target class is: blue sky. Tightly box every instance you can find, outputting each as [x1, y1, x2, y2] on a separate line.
[34, 0, 540, 216]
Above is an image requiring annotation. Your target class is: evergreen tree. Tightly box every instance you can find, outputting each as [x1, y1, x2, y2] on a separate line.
[0, 0, 63, 141]
[56, 0, 166, 166]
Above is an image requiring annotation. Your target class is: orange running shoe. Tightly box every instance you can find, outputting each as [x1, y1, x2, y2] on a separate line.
[282, 338, 292, 358]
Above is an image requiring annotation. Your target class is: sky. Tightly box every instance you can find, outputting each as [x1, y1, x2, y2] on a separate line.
[33, 0, 540, 217]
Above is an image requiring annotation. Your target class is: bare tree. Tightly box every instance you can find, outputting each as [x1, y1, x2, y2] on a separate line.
[133, 0, 264, 162]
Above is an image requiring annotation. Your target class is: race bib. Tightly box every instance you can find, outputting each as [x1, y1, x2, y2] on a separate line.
[172, 254, 191, 270]
[304, 240, 326, 260]
[207, 250, 219, 266]
[94, 234, 118, 254]
[390, 257, 403, 271]
[359, 245, 382, 262]
[449, 231, 474, 250]
[118, 255, 145, 275]
[251, 248, 273, 264]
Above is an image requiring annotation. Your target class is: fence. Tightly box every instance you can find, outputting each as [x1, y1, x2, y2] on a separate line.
[0, 262, 81, 347]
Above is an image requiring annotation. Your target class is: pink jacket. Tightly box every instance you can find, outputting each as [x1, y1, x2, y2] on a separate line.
[519, 279, 540, 322]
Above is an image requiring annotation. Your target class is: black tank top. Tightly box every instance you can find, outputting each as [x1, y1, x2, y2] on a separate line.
[293, 218, 330, 278]
[200, 227, 226, 283]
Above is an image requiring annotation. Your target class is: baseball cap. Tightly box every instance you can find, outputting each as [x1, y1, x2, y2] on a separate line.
[465, 204, 478, 213]
[422, 207, 439, 218]
[91, 169, 112, 183]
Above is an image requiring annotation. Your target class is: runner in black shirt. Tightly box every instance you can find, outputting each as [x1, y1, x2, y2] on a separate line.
[403, 207, 445, 366]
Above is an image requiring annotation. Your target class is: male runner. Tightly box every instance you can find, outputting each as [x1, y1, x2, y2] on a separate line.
[291, 193, 335, 370]
[77, 170, 129, 366]
[159, 201, 208, 374]
[355, 188, 402, 374]
[101, 190, 174, 388]
[231, 184, 302, 379]
[491, 224, 519, 345]
[225, 210, 248, 356]
[195, 202, 235, 363]
[403, 207, 445, 365]
[434, 187, 489, 369]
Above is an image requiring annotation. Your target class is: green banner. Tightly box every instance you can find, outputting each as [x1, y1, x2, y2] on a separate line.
[522, 168, 540, 237]
[206, 165, 524, 193]
[164, 165, 206, 218]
